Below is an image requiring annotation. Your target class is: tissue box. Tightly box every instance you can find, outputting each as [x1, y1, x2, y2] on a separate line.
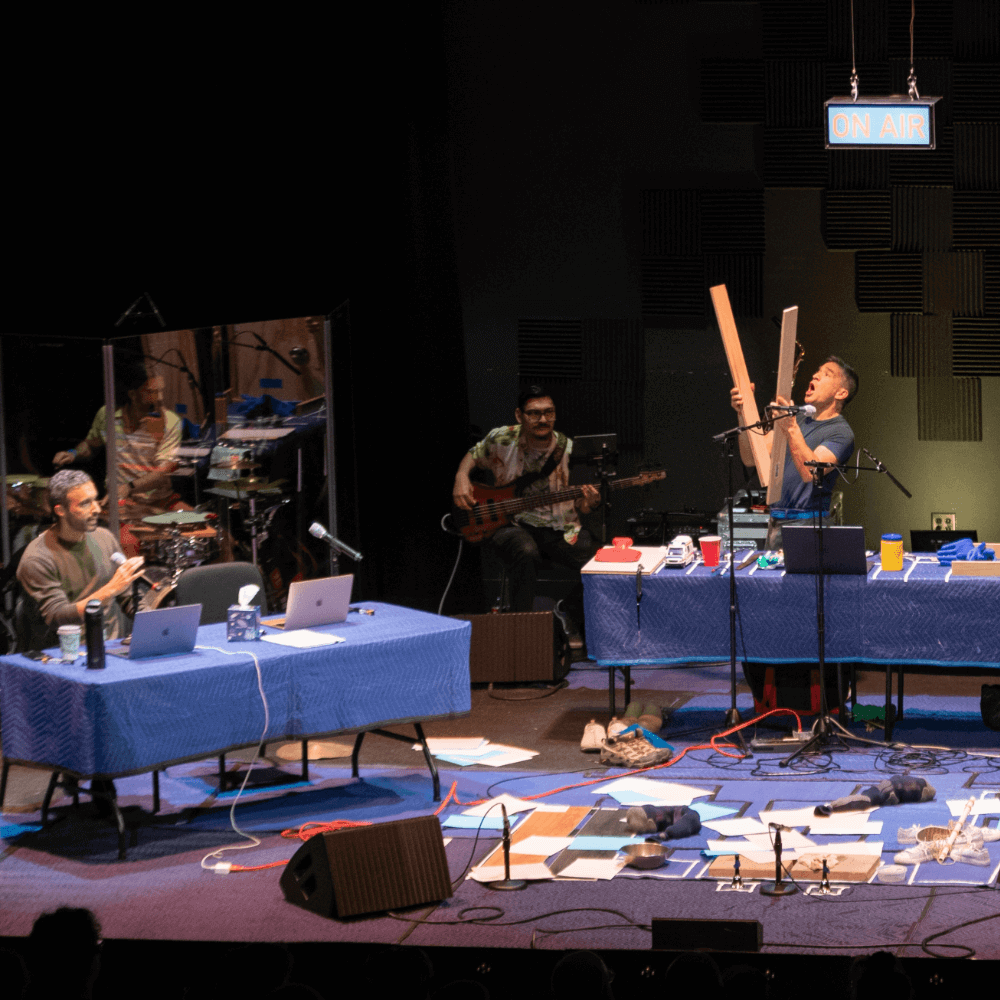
[227, 605, 261, 641]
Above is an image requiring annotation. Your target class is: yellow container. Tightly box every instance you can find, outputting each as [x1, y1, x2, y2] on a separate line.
[881, 533, 903, 572]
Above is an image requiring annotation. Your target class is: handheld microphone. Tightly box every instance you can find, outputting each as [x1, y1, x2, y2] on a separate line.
[766, 403, 816, 417]
[111, 552, 159, 590]
[308, 522, 363, 562]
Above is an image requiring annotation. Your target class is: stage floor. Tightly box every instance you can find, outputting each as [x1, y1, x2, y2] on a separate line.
[2, 658, 999, 990]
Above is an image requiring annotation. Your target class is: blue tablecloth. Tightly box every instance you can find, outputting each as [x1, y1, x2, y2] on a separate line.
[584, 559, 1000, 668]
[0, 603, 471, 777]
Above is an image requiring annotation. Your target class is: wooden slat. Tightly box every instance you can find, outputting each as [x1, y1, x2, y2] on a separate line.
[766, 306, 798, 507]
[710, 284, 770, 487]
[480, 806, 592, 868]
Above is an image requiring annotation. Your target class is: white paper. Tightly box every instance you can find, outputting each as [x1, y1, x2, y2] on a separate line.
[596, 778, 712, 805]
[261, 630, 345, 648]
[461, 794, 539, 818]
[468, 863, 553, 883]
[557, 857, 628, 880]
[797, 841, 883, 856]
[701, 817, 769, 836]
[705, 843, 792, 863]
[509, 835, 574, 857]
[760, 806, 874, 827]
[743, 830, 817, 849]
[412, 737, 488, 753]
[451, 745, 539, 767]
[948, 798, 1000, 817]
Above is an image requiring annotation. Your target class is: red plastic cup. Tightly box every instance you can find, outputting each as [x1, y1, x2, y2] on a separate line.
[699, 535, 721, 567]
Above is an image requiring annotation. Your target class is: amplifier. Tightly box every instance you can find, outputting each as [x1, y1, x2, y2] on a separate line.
[451, 611, 558, 683]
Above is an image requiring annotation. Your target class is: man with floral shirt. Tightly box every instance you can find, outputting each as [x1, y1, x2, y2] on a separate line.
[453, 386, 599, 632]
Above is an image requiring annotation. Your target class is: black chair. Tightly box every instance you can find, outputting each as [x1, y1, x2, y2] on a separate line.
[173, 562, 268, 624]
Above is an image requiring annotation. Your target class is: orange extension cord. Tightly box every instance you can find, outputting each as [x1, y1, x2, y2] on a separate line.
[225, 707, 803, 871]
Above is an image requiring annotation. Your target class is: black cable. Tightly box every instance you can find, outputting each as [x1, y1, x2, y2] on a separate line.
[486, 679, 569, 702]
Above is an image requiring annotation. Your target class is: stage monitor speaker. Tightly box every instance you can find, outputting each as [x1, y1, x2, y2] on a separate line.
[451, 611, 557, 683]
[279, 815, 452, 919]
[652, 917, 763, 953]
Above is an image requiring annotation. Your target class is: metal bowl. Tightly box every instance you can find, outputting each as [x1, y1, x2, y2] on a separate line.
[620, 843, 669, 870]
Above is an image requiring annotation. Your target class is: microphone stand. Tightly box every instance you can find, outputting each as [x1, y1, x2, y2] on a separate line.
[487, 804, 527, 890]
[760, 824, 797, 896]
[780, 451, 912, 766]
[228, 333, 302, 377]
[711, 415, 774, 756]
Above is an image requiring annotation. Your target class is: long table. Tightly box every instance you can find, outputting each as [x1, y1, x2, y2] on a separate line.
[0, 602, 471, 853]
[584, 558, 1000, 722]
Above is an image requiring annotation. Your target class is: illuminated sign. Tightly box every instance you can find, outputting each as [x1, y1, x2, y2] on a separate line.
[824, 96, 941, 150]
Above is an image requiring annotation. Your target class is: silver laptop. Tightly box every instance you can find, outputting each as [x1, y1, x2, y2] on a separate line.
[262, 574, 354, 630]
[108, 604, 203, 660]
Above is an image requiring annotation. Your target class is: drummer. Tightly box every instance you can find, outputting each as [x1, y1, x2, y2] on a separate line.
[52, 364, 183, 510]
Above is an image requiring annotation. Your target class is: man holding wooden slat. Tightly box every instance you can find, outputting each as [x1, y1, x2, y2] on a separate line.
[730, 356, 858, 544]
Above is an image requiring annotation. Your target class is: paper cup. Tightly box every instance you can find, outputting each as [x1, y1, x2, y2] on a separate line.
[699, 535, 721, 568]
[57, 624, 82, 662]
[881, 533, 903, 572]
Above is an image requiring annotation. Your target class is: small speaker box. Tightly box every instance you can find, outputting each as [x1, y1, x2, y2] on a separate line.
[652, 917, 763, 952]
[451, 611, 557, 683]
[280, 815, 452, 919]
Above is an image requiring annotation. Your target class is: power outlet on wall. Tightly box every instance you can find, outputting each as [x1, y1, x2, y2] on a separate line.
[932, 513, 957, 531]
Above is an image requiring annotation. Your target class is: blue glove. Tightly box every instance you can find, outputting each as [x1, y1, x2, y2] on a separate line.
[971, 542, 995, 562]
[937, 538, 975, 565]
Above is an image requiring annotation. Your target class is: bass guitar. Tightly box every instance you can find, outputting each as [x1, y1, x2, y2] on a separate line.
[448, 470, 666, 543]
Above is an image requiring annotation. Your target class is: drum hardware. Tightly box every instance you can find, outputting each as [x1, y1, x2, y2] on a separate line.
[210, 459, 263, 473]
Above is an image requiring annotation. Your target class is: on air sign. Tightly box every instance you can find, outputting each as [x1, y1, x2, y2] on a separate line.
[824, 97, 941, 150]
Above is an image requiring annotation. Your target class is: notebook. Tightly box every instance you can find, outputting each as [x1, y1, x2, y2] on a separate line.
[262, 574, 354, 630]
[781, 525, 870, 575]
[108, 604, 202, 660]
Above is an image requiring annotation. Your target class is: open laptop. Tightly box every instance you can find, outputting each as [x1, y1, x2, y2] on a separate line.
[108, 604, 203, 660]
[910, 529, 977, 553]
[262, 574, 354, 630]
[782, 525, 870, 575]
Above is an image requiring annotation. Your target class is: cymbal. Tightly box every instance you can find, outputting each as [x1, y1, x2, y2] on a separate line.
[230, 477, 287, 492]
[142, 510, 210, 526]
[211, 459, 262, 471]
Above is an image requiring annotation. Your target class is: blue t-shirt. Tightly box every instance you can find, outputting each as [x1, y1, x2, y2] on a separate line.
[777, 413, 854, 513]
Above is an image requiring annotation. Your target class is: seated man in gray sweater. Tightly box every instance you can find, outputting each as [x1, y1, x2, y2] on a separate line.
[16, 470, 145, 651]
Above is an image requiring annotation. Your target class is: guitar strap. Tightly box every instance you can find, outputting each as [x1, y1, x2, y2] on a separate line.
[508, 437, 566, 495]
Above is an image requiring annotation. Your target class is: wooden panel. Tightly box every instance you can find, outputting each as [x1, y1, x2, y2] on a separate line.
[710, 284, 771, 487]
[480, 805, 592, 867]
[766, 307, 798, 507]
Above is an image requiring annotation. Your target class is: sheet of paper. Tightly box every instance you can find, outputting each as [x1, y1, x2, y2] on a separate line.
[596, 778, 712, 805]
[510, 835, 574, 857]
[261, 630, 345, 648]
[461, 794, 538, 817]
[412, 737, 488, 753]
[441, 814, 505, 830]
[434, 746, 539, 767]
[704, 842, 794, 861]
[701, 817, 769, 836]
[743, 830, 817, 849]
[557, 857, 629, 880]
[760, 806, 875, 828]
[948, 798, 1000, 816]
[797, 841, 883, 856]
[568, 835, 642, 851]
[468, 863, 553, 883]
[690, 802, 738, 821]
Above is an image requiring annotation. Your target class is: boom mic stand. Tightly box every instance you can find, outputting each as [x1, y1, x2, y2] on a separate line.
[711, 414, 776, 755]
[779, 452, 912, 767]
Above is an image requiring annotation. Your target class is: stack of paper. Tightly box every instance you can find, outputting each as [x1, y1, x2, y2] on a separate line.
[413, 739, 539, 767]
[594, 778, 714, 806]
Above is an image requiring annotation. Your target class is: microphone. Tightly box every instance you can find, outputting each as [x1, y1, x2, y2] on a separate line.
[308, 522, 363, 562]
[111, 552, 159, 590]
[766, 403, 816, 417]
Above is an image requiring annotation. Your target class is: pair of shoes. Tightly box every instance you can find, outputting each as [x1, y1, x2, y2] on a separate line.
[581, 719, 606, 752]
[623, 701, 662, 732]
[607, 717, 628, 738]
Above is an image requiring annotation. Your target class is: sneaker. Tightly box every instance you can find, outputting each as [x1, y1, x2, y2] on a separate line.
[581, 719, 606, 752]
[638, 704, 663, 732]
[606, 717, 628, 738]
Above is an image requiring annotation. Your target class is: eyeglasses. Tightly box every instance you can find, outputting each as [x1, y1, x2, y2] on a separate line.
[522, 408, 555, 420]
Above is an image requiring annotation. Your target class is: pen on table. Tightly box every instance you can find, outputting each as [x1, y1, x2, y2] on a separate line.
[349, 607, 375, 615]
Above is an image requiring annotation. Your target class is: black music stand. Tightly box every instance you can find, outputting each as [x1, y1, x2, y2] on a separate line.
[571, 433, 617, 545]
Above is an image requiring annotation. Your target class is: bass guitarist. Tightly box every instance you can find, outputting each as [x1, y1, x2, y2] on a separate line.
[452, 385, 600, 642]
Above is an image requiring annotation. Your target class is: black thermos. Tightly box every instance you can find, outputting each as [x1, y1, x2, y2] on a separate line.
[84, 599, 105, 670]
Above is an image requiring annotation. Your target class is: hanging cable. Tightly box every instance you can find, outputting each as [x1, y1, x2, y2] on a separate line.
[907, 0, 920, 99]
[849, 0, 859, 101]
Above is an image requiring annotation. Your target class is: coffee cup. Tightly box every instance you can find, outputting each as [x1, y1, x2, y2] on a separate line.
[57, 624, 82, 662]
[881, 533, 904, 572]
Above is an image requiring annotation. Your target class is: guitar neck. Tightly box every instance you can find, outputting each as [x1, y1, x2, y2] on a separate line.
[503, 474, 652, 517]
